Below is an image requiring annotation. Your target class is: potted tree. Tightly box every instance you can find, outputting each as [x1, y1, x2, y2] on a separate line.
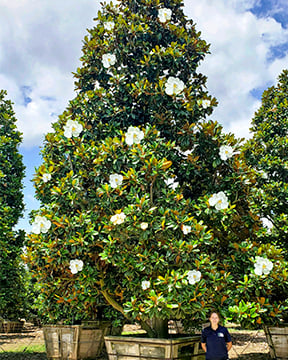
[0, 90, 26, 333]
[24, 0, 288, 359]
[243, 69, 288, 359]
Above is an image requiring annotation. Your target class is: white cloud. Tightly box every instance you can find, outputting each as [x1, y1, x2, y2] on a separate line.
[0, 0, 100, 147]
[13, 64, 76, 147]
[229, 0, 260, 12]
[184, 0, 288, 138]
[1, 0, 288, 146]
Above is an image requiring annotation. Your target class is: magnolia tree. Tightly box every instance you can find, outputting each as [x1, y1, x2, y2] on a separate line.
[244, 70, 288, 251]
[0, 90, 26, 320]
[25, 0, 287, 336]
[241, 70, 288, 323]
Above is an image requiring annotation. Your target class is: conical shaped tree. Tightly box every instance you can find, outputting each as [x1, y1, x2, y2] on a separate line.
[0, 90, 26, 321]
[25, 0, 287, 336]
[244, 69, 288, 253]
[243, 70, 288, 322]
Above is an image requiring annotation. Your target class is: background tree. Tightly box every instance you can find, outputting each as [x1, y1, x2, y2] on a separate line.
[0, 90, 26, 321]
[25, 0, 287, 336]
[244, 70, 288, 252]
[242, 69, 288, 322]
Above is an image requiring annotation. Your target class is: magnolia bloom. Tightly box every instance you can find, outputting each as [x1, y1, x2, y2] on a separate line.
[164, 178, 179, 190]
[94, 80, 101, 90]
[158, 8, 172, 23]
[42, 173, 51, 183]
[32, 215, 51, 234]
[254, 256, 273, 276]
[63, 120, 83, 138]
[69, 259, 84, 274]
[110, 212, 126, 225]
[141, 280, 151, 290]
[187, 270, 201, 285]
[198, 99, 211, 108]
[140, 222, 148, 230]
[165, 76, 185, 96]
[219, 145, 234, 161]
[182, 225, 191, 235]
[261, 217, 273, 230]
[109, 174, 123, 188]
[209, 191, 229, 210]
[202, 100, 211, 108]
[102, 53, 116, 68]
[125, 126, 144, 145]
[258, 170, 268, 179]
[104, 21, 115, 31]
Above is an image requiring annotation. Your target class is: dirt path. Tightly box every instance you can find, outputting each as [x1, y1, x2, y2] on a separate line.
[229, 329, 271, 359]
[0, 325, 44, 352]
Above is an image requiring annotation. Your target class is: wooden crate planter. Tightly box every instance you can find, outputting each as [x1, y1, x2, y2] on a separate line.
[105, 335, 205, 360]
[43, 322, 111, 360]
[264, 324, 288, 360]
[0, 320, 24, 333]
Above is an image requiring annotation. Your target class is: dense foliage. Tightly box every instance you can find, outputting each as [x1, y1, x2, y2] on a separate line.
[25, 0, 288, 336]
[0, 90, 26, 320]
[244, 70, 288, 253]
[241, 70, 288, 323]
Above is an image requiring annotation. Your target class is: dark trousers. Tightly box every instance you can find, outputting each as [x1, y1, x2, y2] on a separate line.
[206, 357, 228, 360]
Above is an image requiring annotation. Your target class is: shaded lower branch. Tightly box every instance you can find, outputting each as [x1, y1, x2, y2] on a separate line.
[99, 279, 155, 338]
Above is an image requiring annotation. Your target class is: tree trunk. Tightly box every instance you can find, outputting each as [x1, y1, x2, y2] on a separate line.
[152, 318, 169, 339]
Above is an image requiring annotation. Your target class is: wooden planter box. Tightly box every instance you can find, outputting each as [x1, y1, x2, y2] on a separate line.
[105, 335, 205, 360]
[43, 321, 111, 360]
[0, 320, 24, 333]
[263, 324, 288, 359]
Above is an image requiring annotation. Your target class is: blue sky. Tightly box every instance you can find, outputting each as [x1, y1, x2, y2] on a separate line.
[0, 0, 287, 232]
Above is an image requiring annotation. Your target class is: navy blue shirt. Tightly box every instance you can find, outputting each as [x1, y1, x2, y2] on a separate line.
[201, 325, 231, 360]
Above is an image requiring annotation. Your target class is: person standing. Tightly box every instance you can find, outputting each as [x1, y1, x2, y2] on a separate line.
[201, 311, 232, 360]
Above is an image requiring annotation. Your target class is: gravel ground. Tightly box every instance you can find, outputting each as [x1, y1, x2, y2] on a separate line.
[0, 324, 272, 360]
[229, 329, 271, 359]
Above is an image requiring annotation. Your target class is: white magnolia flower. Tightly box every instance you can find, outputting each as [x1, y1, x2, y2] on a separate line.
[141, 280, 151, 290]
[125, 126, 144, 145]
[254, 256, 273, 276]
[164, 178, 179, 190]
[219, 145, 234, 161]
[187, 270, 201, 285]
[69, 259, 84, 274]
[140, 222, 148, 230]
[42, 173, 51, 183]
[198, 99, 211, 108]
[110, 212, 126, 225]
[104, 21, 115, 31]
[258, 170, 268, 179]
[109, 174, 123, 188]
[158, 8, 172, 23]
[64, 120, 83, 138]
[165, 76, 185, 96]
[182, 225, 192, 235]
[209, 191, 229, 210]
[102, 53, 116, 68]
[94, 80, 101, 90]
[32, 215, 51, 234]
[202, 100, 211, 108]
[261, 217, 273, 231]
